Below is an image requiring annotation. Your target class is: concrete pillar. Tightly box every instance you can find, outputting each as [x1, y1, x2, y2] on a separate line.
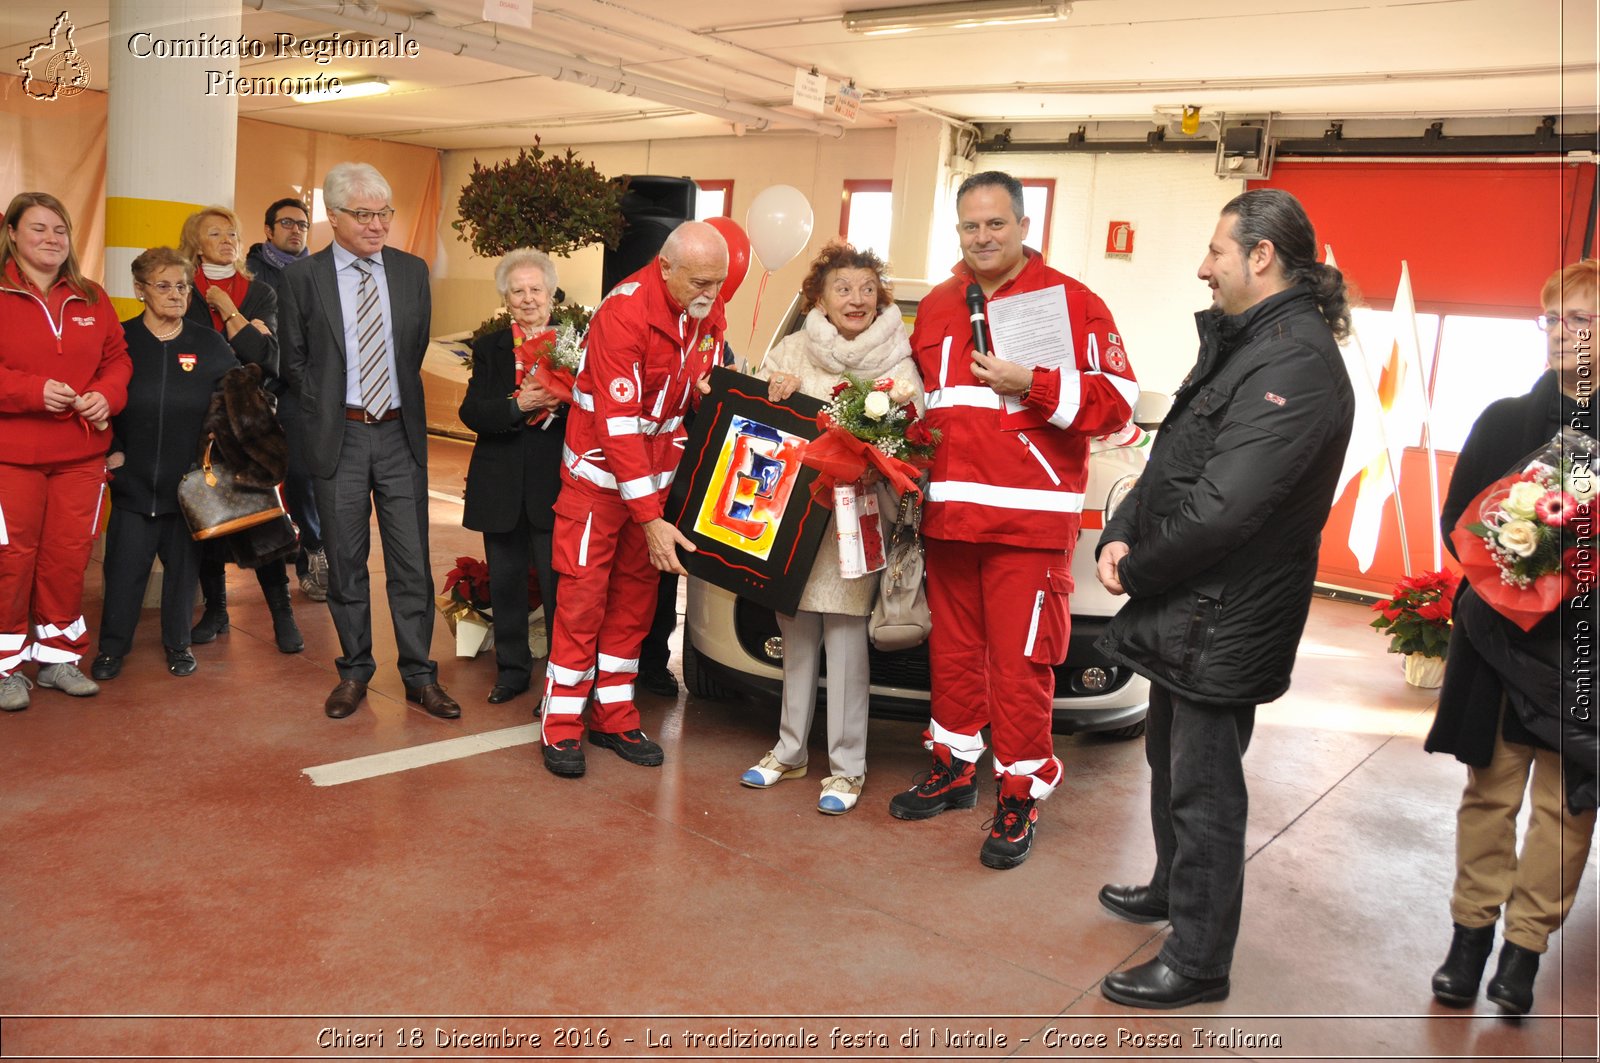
[889, 115, 955, 282]
[104, 0, 240, 318]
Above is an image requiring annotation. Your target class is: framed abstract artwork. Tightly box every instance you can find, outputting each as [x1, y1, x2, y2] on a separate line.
[665, 367, 830, 615]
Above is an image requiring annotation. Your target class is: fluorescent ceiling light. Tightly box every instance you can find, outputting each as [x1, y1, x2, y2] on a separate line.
[290, 75, 390, 103]
[843, 0, 1070, 35]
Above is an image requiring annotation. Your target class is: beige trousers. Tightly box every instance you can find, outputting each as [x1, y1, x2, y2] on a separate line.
[1450, 728, 1597, 952]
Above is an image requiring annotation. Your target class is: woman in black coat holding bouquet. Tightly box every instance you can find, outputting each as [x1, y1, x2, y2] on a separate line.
[459, 249, 568, 706]
[1425, 259, 1598, 1016]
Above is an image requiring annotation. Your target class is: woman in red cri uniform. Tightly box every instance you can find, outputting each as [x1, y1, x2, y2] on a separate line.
[0, 192, 131, 711]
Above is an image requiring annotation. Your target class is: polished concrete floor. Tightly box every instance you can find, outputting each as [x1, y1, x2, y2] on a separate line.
[1, 435, 1595, 1062]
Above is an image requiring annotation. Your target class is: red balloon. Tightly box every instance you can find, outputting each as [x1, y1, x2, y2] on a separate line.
[706, 216, 751, 301]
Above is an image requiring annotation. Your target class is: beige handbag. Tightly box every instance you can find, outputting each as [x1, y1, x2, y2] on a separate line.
[869, 491, 932, 652]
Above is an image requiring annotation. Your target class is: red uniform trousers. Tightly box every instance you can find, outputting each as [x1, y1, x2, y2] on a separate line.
[0, 457, 106, 677]
[924, 536, 1070, 798]
[542, 485, 661, 745]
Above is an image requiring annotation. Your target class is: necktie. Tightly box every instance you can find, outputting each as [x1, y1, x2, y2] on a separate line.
[353, 259, 392, 418]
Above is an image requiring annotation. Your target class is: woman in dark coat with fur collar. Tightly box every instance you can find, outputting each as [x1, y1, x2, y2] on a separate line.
[178, 206, 302, 655]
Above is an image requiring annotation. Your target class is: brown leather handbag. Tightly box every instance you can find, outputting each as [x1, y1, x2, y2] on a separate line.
[177, 440, 285, 541]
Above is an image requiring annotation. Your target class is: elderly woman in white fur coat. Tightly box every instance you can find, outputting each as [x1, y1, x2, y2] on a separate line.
[739, 242, 923, 815]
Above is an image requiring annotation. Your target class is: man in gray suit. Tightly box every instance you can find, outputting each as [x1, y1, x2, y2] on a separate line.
[279, 162, 460, 721]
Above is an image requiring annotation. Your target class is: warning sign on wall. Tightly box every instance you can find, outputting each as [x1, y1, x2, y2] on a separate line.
[1105, 221, 1135, 259]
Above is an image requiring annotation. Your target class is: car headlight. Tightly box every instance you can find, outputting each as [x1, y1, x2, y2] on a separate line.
[1105, 474, 1139, 522]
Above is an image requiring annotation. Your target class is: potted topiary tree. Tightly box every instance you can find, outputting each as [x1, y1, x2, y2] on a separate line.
[452, 136, 626, 259]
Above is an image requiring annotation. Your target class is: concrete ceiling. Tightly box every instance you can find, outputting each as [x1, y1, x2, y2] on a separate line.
[6, 0, 1596, 149]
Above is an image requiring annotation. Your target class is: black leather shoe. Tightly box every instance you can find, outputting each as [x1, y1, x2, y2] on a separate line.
[1486, 941, 1540, 1015]
[588, 727, 664, 766]
[1099, 883, 1170, 924]
[90, 654, 123, 681]
[1432, 922, 1496, 1007]
[405, 682, 461, 719]
[325, 680, 367, 719]
[637, 666, 679, 698]
[487, 683, 527, 705]
[1101, 957, 1230, 1010]
[165, 647, 197, 677]
[542, 738, 586, 777]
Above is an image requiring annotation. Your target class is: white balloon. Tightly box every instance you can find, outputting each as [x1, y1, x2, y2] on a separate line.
[745, 185, 814, 272]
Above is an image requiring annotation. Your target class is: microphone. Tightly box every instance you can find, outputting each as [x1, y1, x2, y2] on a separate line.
[965, 283, 990, 357]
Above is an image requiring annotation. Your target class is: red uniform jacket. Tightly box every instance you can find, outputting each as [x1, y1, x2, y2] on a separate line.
[561, 262, 726, 523]
[911, 250, 1137, 550]
[0, 261, 131, 465]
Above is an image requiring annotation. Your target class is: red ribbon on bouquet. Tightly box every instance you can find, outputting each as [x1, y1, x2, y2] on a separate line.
[799, 413, 926, 507]
[514, 326, 575, 419]
[530, 361, 575, 407]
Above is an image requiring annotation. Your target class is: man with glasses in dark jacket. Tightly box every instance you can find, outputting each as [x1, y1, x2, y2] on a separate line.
[1093, 188, 1355, 1009]
[246, 197, 327, 605]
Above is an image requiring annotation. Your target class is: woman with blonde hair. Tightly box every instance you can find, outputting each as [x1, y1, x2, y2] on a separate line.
[177, 206, 302, 655]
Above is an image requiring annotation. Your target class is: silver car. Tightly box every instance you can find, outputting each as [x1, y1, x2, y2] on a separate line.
[683, 282, 1164, 738]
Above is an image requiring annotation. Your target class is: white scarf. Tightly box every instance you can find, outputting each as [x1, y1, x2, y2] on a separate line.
[798, 304, 911, 377]
[200, 262, 236, 280]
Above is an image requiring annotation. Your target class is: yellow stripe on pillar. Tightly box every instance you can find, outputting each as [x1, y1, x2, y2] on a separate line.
[110, 296, 143, 320]
[105, 197, 205, 251]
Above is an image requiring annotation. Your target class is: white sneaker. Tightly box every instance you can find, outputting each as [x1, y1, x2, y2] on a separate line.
[36, 662, 100, 697]
[0, 672, 32, 712]
[818, 774, 864, 815]
[739, 752, 807, 788]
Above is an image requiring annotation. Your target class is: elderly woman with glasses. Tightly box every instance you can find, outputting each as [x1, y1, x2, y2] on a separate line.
[1425, 259, 1598, 1017]
[458, 248, 567, 706]
[92, 247, 239, 680]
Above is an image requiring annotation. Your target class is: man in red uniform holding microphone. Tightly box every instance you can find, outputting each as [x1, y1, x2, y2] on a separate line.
[540, 221, 728, 777]
[889, 171, 1139, 868]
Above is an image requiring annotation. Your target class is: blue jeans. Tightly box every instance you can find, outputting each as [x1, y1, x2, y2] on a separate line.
[1145, 682, 1256, 980]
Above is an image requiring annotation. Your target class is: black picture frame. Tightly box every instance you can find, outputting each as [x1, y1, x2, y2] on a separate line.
[665, 367, 831, 616]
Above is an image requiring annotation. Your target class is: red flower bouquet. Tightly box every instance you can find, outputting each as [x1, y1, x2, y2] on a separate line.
[1449, 429, 1595, 632]
[800, 374, 939, 505]
[517, 322, 583, 411]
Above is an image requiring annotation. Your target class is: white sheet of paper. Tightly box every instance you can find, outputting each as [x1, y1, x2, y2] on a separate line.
[987, 284, 1074, 370]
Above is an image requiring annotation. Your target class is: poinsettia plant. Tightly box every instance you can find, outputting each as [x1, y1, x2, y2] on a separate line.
[441, 556, 493, 612]
[1370, 568, 1460, 657]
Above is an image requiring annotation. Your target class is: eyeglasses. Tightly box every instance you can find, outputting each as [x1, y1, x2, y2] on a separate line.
[142, 281, 191, 295]
[336, 207, 396, 225]
[275, 218, 310, 232]
[1537, 311, 1596, 333]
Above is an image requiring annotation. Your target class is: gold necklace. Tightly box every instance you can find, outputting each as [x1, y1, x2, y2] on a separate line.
[149, 318, 182, 342]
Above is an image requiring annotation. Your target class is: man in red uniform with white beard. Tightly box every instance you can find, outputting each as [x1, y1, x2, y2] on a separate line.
[889, 171, 1138, 869]
[540, 221, 728, 777]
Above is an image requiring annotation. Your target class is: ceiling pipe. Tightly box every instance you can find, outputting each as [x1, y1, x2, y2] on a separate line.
[244, 0, 846, 138]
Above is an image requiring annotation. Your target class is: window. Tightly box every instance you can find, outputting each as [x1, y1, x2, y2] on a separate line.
[695, 180, 732, 220]
[1348, 306, 1547, 453]
[1428, 315, 1546, 451]
[1019, 178, 1054, 257]
[839, 179, 892, 259]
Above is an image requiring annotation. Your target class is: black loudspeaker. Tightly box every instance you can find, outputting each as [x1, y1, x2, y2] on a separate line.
[602, 175, 698, 296]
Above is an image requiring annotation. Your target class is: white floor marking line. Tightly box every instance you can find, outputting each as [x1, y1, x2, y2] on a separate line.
[304, 723, 541, 786]
[428, 489, 464, 505]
